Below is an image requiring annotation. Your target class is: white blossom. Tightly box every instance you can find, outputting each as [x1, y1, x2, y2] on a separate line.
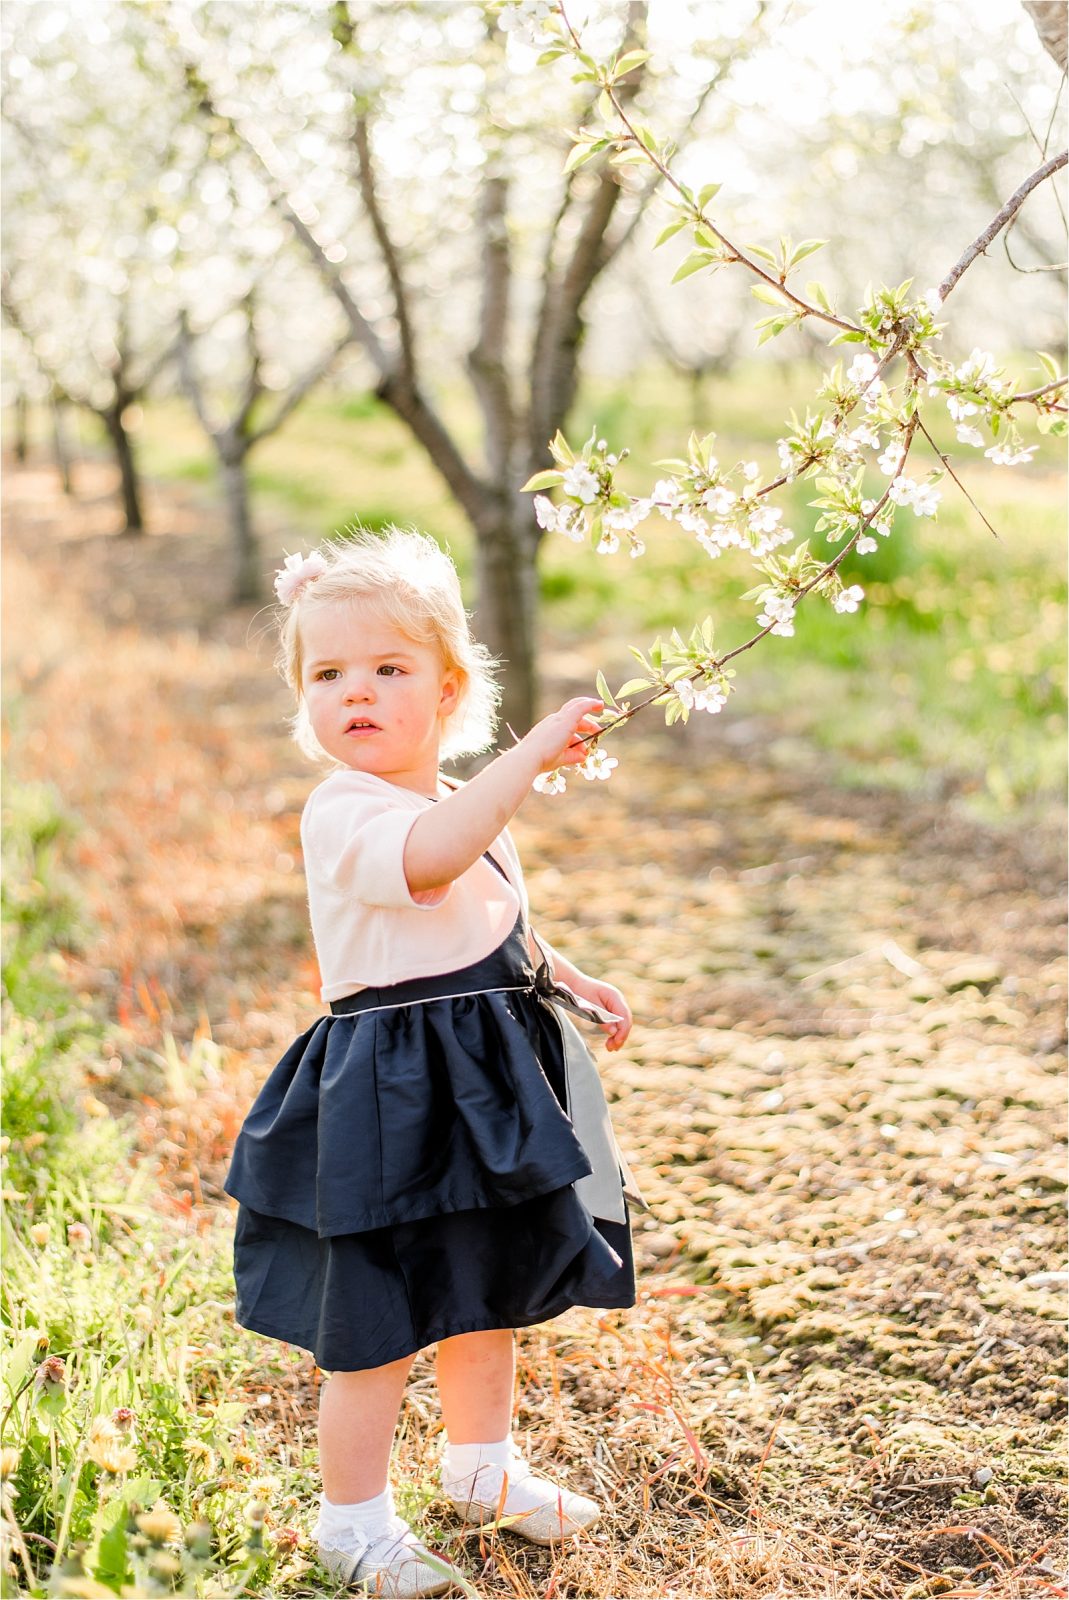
[748, 503, 782, 535]
[695, 529, 725, 560]
[856, 535, 878, 554]
[817, 418, 837, 440]
[499, 0, 555, 41]
[533, 494, 560, 531]
[984, 443, 1037, 466]
[910, 482, 941, 516]
[702, 484, 737, 515]
[580, 747, 618, 781]
[532, 768, 567, 795]
[629, 538, 646, 559]
[873, 519, 892, 538]
[691, 680, 728, 713]
[849, 423, 881, 450]
[558, 508, 587, 542]
[596, 529, 620, 555]
[833, 584, 865, 613]
[651, 478, 682, 517]
[862, 379, 887, 414]
[847, 353, 880, 389]
[955, 347, 996, 385]
[877, 439, 906, 475]
[923, 286, 943, 313]
[756, 592, 796, 637]
[562, 463, 599, 503]
[955, 424, 984, 448]
[947, 395, 979, 422]
[677, 507, 711, 537]
[742, 460, 760, 481]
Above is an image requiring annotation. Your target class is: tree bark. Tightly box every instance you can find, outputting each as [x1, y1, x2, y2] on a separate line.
[101, 402, 145, 533]
[220, 449, 261, 605]
[1022, 1, 1068, 69]
[51, 391, 74, 495]
[13, 392, 28, 463]
[472, 506, 539, 736]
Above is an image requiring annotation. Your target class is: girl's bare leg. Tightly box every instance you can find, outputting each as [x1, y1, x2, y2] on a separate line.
[318, 1353, 417, 1502]
[435, 1329, 515, 1442]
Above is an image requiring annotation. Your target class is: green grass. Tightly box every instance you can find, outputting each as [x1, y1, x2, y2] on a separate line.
[0, 781, 286, 1596]
[119, 357, 1067, 816]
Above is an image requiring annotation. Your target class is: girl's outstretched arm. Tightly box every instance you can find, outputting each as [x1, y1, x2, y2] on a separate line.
[402, 697, 603, 894]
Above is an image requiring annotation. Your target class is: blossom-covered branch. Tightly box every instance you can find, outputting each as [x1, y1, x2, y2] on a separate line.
[509, 0, 1066, 794]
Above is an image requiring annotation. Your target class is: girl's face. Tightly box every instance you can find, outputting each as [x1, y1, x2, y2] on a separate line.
[300, 597, 460, 792]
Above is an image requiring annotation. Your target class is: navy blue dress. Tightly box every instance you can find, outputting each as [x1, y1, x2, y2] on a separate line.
[222, 861, 636, 1372]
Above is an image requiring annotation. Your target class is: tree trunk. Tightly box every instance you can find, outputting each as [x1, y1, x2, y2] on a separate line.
[13, 392, 28, 463]
[472, 508, 539, 739]
[101, 403, 145, 533]
[51, 392, 74, 495]
[1022, 1, 1067, 69]
[221, 449, 262, 605]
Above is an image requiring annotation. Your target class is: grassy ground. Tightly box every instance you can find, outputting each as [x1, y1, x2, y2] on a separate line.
[1, 379, 1065, 1600]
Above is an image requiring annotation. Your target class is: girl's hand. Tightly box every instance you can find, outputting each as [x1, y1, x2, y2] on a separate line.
[566, 973, 633, 1051]
[522, 698, 604, 774]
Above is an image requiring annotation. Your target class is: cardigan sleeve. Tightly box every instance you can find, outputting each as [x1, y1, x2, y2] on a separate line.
[302, 780, 452, 911]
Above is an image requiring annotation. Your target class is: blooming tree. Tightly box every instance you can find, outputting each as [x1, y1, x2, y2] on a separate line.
[512, 0, 1067, 792]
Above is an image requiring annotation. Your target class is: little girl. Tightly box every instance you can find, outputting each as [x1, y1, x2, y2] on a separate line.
[223, 527, 646, 1597]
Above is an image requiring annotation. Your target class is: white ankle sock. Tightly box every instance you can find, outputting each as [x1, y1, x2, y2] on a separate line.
[441, 1434, 515, 1481]
[316, 1482, 401, 1546]
[442, 1433, 566, 1516]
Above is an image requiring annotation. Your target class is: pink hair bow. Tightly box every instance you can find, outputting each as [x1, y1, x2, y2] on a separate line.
[274, 550, 328, 606]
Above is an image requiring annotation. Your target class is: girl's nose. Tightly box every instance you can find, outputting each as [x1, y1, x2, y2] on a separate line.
[344, 675, 375, 701]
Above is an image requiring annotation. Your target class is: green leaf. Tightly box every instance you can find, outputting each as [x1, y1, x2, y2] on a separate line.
[829, 329, 867, 345]
[548, 429, 575, 466]
[806, 279, 833, 313]
[634, 123, 659, 153]
[1037, 350, 1060, 380]
[614, 48, 651, 75]
[617, 677, 651, 696]
[698, 181, 722, 208]
[595, 669, 618, 708]
[520, 469, 564, 492]
[536, 47, 567, 64]
[789, 238, 826, 267]
[693, 224, 719, 250]
[654, 217, 687, 248]
[745, 242, 778, 265]
[756, 317, 791, 344]
[751, 283, 791, 307]
[671, 250, 716, 284]
[563, 139, 606, 174]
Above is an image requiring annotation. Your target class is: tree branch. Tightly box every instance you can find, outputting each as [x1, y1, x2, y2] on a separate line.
[937, 149, 1068, 301]
[250, 331, 354, 445]
[352, 115, 418, 381]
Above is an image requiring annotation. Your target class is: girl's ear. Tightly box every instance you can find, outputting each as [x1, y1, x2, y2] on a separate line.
[438, 669, 462, 721]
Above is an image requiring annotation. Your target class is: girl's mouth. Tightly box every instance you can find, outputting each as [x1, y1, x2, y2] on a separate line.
[345, 720, 380, 734]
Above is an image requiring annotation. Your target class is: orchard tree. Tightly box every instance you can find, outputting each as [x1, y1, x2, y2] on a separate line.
[509, 0, 1066, 793]
[0, 6, 197, 533]
[164, 0, 760, 730]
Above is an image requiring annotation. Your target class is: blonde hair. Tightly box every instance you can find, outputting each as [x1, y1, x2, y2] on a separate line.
[274, 525, 501, 768]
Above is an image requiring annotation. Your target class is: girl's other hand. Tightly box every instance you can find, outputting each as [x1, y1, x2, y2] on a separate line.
[576, 977, 632, 1051]
[523, 697, 604, 773]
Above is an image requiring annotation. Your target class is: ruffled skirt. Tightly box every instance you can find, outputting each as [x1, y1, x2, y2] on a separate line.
[222, 918, 636, 1371]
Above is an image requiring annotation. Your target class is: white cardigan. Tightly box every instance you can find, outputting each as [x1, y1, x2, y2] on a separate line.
[300, 768, 530, 1001]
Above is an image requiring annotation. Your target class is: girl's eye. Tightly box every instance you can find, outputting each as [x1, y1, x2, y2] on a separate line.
[377, 664, 403, 677]
[315, 669, 339, 681]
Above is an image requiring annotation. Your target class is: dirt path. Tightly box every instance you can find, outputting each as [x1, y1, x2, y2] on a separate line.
[4, 459, 1066, 1597]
